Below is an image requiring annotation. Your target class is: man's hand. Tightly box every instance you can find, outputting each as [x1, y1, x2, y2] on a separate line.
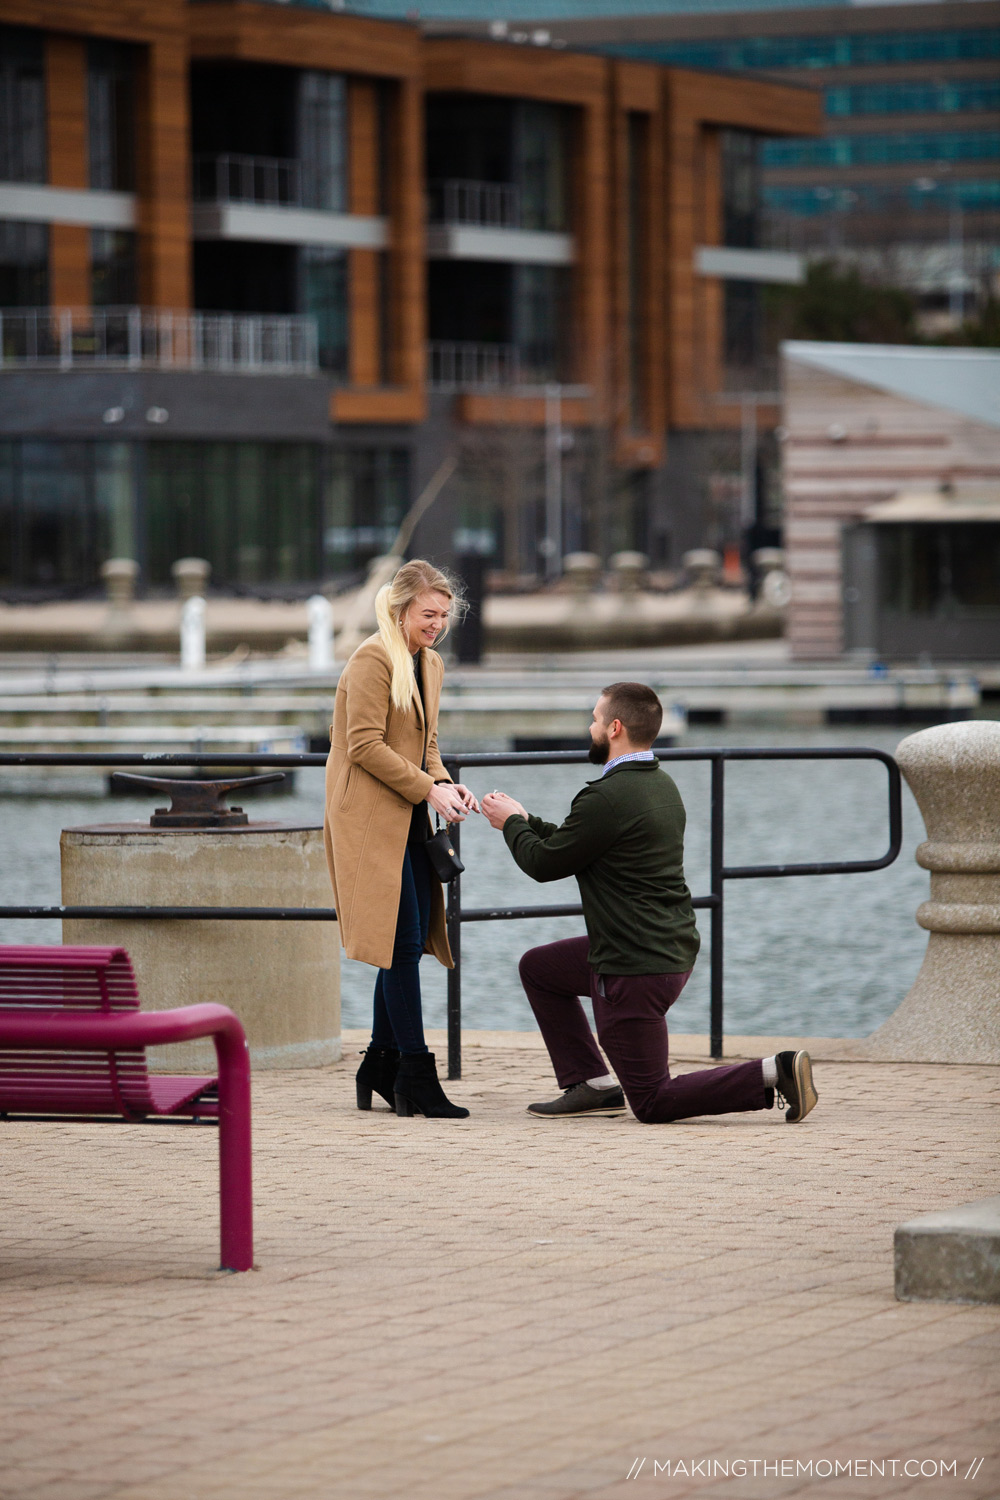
[482, 790, 528, 830]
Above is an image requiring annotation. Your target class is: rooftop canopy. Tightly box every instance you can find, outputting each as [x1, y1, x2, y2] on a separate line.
[783, 340, 1000, 431]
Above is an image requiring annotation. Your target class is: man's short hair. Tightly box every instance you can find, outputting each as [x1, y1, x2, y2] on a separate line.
[599, 682, 663, 747]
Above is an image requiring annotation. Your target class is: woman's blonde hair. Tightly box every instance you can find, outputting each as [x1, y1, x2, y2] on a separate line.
[374, 559, 464, 711]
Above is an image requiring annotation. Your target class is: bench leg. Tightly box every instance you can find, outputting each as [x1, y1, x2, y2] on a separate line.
[214, 1026, 253, 1272]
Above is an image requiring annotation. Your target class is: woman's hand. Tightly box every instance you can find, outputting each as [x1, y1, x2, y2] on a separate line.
[427, 782, 472, 822]
[452, 783, 480, 815]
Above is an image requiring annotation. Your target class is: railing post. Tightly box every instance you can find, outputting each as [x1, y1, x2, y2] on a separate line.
[710, 754, 725, 1059]
[445, 779, 463, 1080]
[59, 308, 73, 370]
[128, 307, 141, 369]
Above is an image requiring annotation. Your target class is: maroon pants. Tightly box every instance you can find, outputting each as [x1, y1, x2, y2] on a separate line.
[519, 936, 767, 1124]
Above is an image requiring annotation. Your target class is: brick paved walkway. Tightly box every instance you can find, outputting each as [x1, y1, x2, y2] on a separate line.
[2, 1038, 998, 1500]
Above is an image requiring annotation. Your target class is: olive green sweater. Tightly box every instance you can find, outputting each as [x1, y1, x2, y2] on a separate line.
[502, 760, 700, 975]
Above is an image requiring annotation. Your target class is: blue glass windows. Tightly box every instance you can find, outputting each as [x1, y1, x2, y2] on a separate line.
[762, 130, 1000, 170]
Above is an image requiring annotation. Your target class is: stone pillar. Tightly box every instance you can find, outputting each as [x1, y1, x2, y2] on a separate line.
[61, 823, 341, 1073]
[611, 551, 649, 594]
[864, 721, 1000, 1063]
[172, 557, 211, 600]
[682, 549, 721, 596]
[562, 553, 602, 595]
[100, 559, 140, 642]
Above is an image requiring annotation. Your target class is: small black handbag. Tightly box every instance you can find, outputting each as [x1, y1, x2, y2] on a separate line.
[423, 815, 465, 883]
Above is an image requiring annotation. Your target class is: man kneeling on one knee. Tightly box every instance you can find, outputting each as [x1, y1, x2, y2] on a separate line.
[482, 682, 817, 1124]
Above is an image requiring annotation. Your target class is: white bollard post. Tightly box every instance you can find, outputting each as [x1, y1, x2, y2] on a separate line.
[180, 596, 206, 671]
[307, 594, 333, 673]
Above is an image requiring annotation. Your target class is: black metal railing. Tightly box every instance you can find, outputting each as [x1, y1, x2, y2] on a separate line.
[0, 748, 902, 1078]
[439, 747, 902, 1077]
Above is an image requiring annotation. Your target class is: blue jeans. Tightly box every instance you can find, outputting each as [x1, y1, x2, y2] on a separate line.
[371, 843, 432, 1056]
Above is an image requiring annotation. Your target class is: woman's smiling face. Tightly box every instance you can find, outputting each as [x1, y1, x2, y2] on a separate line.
[400, 589, 452, 650]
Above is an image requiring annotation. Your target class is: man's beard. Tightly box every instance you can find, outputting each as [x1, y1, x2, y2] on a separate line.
[587, 733, 610, 765]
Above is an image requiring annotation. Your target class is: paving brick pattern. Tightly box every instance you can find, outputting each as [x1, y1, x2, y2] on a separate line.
[1, 1039, 998, 1500]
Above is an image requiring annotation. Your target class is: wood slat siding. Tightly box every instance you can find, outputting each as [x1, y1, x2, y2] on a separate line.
[331, 73, 426, 425]
[188, 4, 420, 79]
[45, 35, 90, 310]
[664, 68, 822, 431]
[5, 0, 188, 42]
[423, 37, 606, 106]
[610, 61, 664, 467]
[783, 359, 1000, 660]
[348, 79, 381, 389]
[136, 37, 191, 311]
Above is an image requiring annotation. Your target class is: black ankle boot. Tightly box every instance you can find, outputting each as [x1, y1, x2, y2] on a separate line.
[394, 1052, 469, 1119]
[355, 1046, 400, 1111]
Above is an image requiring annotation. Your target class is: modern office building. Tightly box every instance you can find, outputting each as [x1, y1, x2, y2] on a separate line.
[0, 1, 819, 597]
[423, 0, 1000, 324]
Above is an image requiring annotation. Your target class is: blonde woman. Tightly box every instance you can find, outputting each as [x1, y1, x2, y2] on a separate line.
[324, 559, 478, 1118]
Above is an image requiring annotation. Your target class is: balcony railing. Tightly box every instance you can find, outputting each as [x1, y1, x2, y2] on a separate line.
[193, 153, 345, 213]
[428, 340, 522, 391]
[428, 179, 523, 230]
[0, 307, 319, 373]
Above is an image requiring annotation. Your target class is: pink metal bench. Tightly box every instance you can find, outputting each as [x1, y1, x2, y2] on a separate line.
[0, 945, 253, 1272]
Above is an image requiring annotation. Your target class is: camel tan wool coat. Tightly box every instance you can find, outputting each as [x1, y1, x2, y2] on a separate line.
[323, 634, 454, 970]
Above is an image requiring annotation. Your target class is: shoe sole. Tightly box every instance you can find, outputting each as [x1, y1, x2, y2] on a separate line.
[787, 1053, 818, 1123]
[527, 1104, 627, 1118]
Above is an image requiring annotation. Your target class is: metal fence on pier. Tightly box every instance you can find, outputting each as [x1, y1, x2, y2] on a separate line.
[0, 747, 902, 1079]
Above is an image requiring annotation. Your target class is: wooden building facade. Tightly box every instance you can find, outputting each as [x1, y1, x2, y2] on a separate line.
[0, 1, 821, 594]
[783, 344, 1000, 661]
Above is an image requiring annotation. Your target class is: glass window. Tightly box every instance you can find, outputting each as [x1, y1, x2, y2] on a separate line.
[609, 28, 1000, 73]
[763, 178, 1000, 215]
[323, 448, 409, 578]
[512, 265, 571, 383]
[87, 40, 136, 191]
[722, 130, 759, 249]
[825, 78, 1000, 119]
[300, 246, 348, 376]
[0, 441, 14, 586]
[881, 524, 1000, 618]
[724, 280, 761, 374]
[0, 440, 142, 591]
[763, 129, 1000, 170]
[298, 70, 347, 212]
[18, 442, 95, 588]
[0, 26, 45, 184]
[146, 442, 323, 587]
[0, 220, 48, 307]
[91, 230, 137, 307]
[515, 102, 570, 232]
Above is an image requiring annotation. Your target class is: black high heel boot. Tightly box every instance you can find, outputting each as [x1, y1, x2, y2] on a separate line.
[355, 1046, 400, 1111]
[393, 1052, 470, 1119]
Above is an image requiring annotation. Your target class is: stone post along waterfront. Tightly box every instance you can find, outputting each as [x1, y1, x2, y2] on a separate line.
[866, 720, 1000, 1064]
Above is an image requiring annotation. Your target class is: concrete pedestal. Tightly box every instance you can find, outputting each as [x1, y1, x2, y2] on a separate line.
[895, 1196, 1000, 1305]
[61, 823, 340, 1072]
[863, 721, 1000, 1064]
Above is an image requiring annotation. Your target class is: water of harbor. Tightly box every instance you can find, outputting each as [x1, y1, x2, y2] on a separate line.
[0, 724, 929, 1039]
